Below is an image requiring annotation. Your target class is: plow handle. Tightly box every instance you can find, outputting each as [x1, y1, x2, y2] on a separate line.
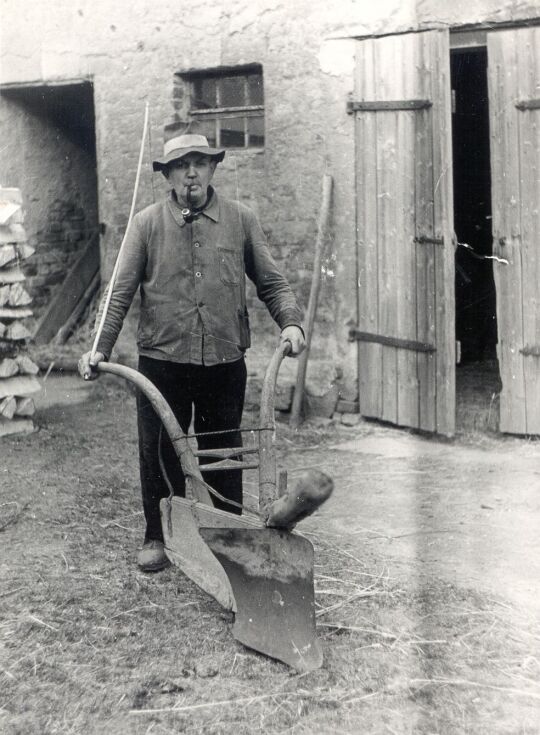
[96, 362, 212, 504]
[259, 343, 334, 527]
[258, 340, 291, 516]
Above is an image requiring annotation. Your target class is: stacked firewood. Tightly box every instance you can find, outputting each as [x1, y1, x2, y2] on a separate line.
[0, 187, 40, 437]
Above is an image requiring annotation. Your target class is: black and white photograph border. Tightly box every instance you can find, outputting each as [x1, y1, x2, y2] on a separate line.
[1, 1, 540, 733]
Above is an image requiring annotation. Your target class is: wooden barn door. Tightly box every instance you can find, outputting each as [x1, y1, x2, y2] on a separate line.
[488, 28, 540, 434]
[352, 30, 455, 436]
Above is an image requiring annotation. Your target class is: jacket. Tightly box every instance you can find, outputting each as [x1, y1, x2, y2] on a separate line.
[96, 188, 303, 365]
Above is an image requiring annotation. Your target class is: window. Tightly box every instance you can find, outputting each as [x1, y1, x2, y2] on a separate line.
[185, 66, 264, 149]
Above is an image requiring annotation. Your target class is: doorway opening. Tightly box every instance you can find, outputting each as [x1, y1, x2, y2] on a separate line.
[450, 48, 501, 431]
[0, 81, 100, 340]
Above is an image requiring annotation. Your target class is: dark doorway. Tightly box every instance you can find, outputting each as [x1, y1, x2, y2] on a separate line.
[451, 48, 501, 431]
[0, 81, 99, 327]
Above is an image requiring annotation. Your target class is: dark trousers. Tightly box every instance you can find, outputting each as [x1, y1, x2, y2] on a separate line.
[137, 356, 247, 542]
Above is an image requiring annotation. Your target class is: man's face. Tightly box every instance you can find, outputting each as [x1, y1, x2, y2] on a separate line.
[165, 153, 217, 208]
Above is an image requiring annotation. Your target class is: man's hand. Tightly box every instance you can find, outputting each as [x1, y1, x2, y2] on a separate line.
[78, 351, 105, 381]
[280, 326, 306, 357]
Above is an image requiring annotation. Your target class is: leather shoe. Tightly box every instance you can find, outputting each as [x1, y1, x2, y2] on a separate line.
[137, 540, 170, 572]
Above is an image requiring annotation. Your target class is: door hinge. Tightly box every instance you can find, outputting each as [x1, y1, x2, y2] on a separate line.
[348, 328, 436, 353]
[516, 99, 540, 111]
[347, 99, 433, 114]
[520, 345, 540, 357]
[415, 235, 444, 246]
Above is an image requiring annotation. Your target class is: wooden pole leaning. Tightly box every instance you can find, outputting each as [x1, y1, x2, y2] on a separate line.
[289, 173, 333, 429]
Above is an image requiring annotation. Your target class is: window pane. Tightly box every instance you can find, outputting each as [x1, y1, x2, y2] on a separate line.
[193, 118, 217, 146]
[247, 74, 263, 105]
[219, 76, 245, 107]
[220, 117, 245, 147]
[192, 78, 217, 109]
[247, 116, 264, 147]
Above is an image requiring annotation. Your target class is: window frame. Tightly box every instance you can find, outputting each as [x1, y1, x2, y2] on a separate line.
[185, 66, 264, 149]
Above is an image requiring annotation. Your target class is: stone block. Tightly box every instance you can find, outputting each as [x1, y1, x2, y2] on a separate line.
[244, 375, 262, 410]
[275, 383, 293, 412]
[0, 188, 22, 205]
[245, 376, 293, 413]
[341, 413, 361, 427]
[0, 417, 34, 437]
[306, 416, 333, 429]
[40, 232, 66, 244]
[303, 384, 339, 419]
[23, 263, 38, 277]
[0, 201, 22, 226]
[336, 399, 359, 414]
[39, 253, 64, 266]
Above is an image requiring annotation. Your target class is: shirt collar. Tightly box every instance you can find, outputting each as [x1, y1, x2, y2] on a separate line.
[202, 187, 219, 222]
[167, 187, 220, 227]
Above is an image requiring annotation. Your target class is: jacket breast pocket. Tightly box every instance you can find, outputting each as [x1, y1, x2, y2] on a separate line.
[218, 247, 241, 286]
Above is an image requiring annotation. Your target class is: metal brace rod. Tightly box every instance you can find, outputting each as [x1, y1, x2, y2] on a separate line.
[195, 447, 259, 472]
[348, 328, 436, 353]
[199, 459, 260, 472]
[194, 446, 258, 459]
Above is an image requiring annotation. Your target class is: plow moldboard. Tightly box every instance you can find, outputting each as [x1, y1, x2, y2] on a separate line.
[200, 527, 323, 672]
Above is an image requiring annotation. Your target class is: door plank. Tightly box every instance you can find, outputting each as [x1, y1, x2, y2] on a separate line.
[377, 108, 399, 424]
[416, 51, 437, 432]
[517, 30, 540, 433]
[354, 29, 454, 435]
[375, 36, 399, 425]
[356, 39, 383, 419]
[415, 35, 438, 433]
[424, 31, 455, 436]
[395, 37, 421, 429]
[488, 30, 527, 433]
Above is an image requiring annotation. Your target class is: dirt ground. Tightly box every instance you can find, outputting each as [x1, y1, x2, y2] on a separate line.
[1, 373, 540, 734]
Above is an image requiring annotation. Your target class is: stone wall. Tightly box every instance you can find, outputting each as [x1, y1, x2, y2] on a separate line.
[1, 0, 538, 394]
[25, 201, 91, 314]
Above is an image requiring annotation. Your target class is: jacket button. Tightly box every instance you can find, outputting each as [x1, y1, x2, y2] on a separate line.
[195, 271, 202, 278]
[194, 242, 200, 247]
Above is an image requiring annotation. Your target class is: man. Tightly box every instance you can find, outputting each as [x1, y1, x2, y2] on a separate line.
[79, 132, 305, 572]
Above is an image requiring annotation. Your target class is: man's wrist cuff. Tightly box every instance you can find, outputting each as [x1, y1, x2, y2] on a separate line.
[281, 323, 305, 339]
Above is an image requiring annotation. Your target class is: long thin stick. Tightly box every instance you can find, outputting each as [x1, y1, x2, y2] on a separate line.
[130, 692, 291, 715]
[90, 102, 149, 360]
[409, 678, 540, 700]
[290, 173, 333, 429]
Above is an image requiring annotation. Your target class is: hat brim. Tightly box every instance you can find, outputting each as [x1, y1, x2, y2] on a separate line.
[152, 146, 225, 171]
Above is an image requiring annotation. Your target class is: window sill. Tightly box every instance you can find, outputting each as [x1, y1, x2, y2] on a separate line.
[222, 147, 265, 155]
